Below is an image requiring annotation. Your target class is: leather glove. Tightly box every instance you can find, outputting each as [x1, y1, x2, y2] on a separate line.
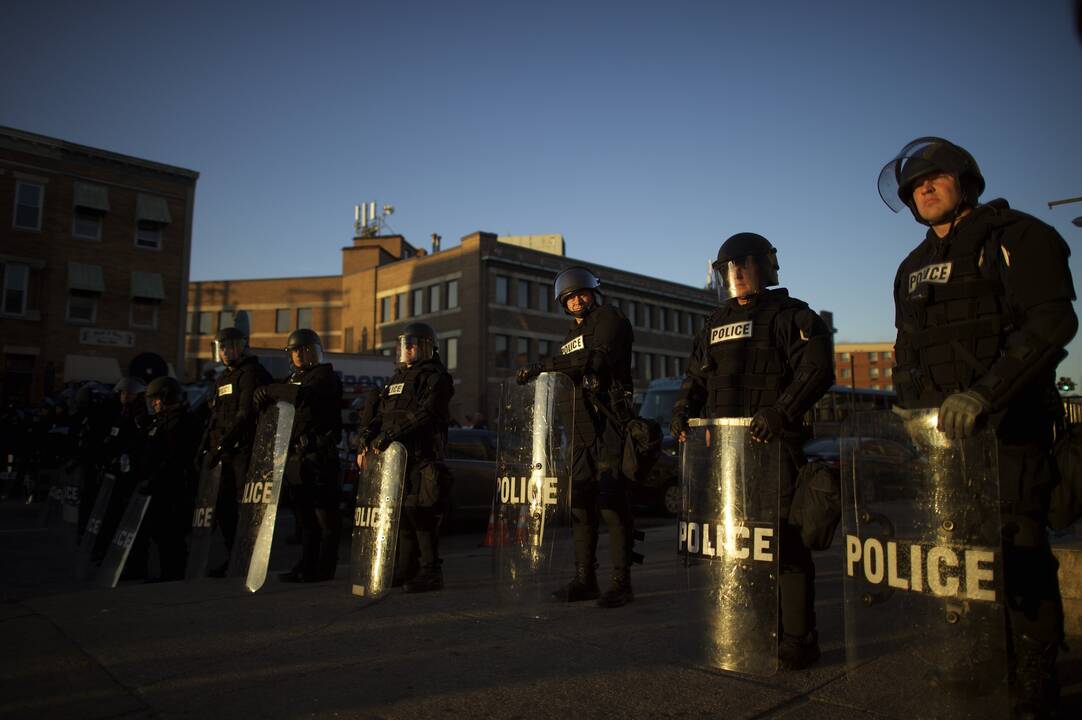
[938, 390, 990, 440]
[516, 363, 543, 385]
[749, 407, 786, 443]
[371, 431, 392, 452]
[670, 415, 690, 441]
[253, 386, 271, 407]
[582, 372, 600, 393]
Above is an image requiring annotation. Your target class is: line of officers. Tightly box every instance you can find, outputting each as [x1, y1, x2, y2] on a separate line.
[71, 136, 1073, 718]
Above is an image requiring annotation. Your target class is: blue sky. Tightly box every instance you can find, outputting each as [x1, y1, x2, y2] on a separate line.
[3, 1, 1081, 378]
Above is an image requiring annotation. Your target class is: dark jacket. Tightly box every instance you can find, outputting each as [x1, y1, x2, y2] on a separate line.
[208, 354, 272, 458]
[362, 358, 454, 464]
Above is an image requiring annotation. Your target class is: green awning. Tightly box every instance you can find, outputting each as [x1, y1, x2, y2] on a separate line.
[67, 262, 105, 293]
[73, 182, 110, 212]
[130, 271, 165, 300]
[136, 193, 171, 224]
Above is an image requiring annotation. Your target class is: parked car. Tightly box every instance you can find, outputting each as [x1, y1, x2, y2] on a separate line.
[802, 435, 925, 501]
[444, 428, 499, 530]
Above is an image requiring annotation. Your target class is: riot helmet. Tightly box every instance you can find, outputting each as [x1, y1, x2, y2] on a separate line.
[114, 377, 146, 405]
[712, 232, 779, 302]
[213, 326, 248, 367]
[554, 266, 603, 318]
[285, 328, 324, 370]
[395, 322, 438, 368]
[145, 376, 182, 414]
[878, 137, 985, 224]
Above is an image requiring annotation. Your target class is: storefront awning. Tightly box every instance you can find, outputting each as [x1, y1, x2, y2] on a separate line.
[68, 262, 105, 293]
[62, 354, 123, 385]
[131, 271, 165, 300]
[73, 182, 110, 212]
[136, 193, 171, 224]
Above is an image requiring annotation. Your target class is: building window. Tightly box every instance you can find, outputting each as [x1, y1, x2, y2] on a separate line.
[187, 312, 195, 333]
[218, 311, 234, 329]
[673, 356, 683, 377]
[396, 293, 406, 321]
[344, 327, 354, 353]
[626, 301, 637, 326]
[872, 384, 881, 390]
[445, 337, 458, 370]
[870, 367, 880, 379]
[199, 312, 214, 335]
[517, 279, 529, 308]
[447, 280, 459, 308]
[412, 288, 424, 316]
[494, 334, 510, 369]
[274, 309, 290, 333]
[643, 353, 654, 380]
[135, 221, 162, 250]
[516, 337, 529, 367]
[840, 368, 851, 379]
[641, 304, 651, 329]
[884, 367, 892, 376]
[538, 339, 551, 358]
[297, 307, 313, 329]
[13, 181, 43, 231]
[131, 298, 159, 329]
[840, 352, 851, 362]
[380, 297, 392, 324]
[495, 275, 510, 304]
[884, 351, 893, 361]
[1, 263, 30, 316]
[72, 208, 103, 241]
[65, 291, 97, 324]
[537, 284, 550, 313]
[657, 306, 667, 332]
[430, 285, 441, 313]
[869, 351, 879, 362]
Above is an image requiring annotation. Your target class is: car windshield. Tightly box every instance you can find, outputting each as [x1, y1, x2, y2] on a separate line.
[639, 389, 680, 427]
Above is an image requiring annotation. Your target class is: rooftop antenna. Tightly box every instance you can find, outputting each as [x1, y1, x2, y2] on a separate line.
[353, 201, 396, 238]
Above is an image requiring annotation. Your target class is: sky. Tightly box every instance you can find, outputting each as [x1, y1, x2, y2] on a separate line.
[3, 0, 1082, 379]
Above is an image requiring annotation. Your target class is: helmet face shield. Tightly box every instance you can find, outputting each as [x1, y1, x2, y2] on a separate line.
[288, 344, 323, 371]
[396, 334, 434, 368]
[878, 137, 984, 214]
[712, 252, 778, 302]
[213, 337, 247, 366]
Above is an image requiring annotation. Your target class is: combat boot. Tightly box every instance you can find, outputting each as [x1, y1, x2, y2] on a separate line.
[1012, 635, 1059, 719]
[552, 563, 600, 602]
[403, 564, 444, 593]
[778, 630, 820, 671]
[597, 568, 633, 608]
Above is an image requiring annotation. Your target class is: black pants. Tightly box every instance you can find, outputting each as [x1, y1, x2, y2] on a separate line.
[570, 418, 634, 573]
[145, 493, 189, 581]
[779, 448, 816, 638]
[216, 452, 250, 552]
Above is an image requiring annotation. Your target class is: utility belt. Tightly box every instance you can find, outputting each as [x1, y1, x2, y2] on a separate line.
[292, 431, 338, 456]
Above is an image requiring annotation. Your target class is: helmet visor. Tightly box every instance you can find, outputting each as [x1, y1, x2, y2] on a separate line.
[711, 253, 778, 301]
[396, 334, 434, 368]
[878, 137, 954, 213]
[288, 344, 323, 371]
[213, 338, 246, 366]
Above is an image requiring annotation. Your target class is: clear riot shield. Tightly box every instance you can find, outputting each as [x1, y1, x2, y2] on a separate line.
[96, 490, 151, 588]
[73, 471, 116, 580]
[493, 372, 574, 610]
[229, 401, 294, 592]
[184, 461, 223, 581]
[840, 410, 1007, 719]
[678, 418, 780, 677]
[350, 442, 406, 600]
[61, 466, 81, 525]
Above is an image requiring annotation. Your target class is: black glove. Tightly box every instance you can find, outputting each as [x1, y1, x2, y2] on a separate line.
[206, 445, 222, 468]
[516, 363, 543, 385]
[670, 415, 690, 441]
[582, 372, 600, 393]
[371, 432, 392, 452]
[253, 386, 271, 407]
[749, 407, 786, 443]
[938, 390, 990, 440]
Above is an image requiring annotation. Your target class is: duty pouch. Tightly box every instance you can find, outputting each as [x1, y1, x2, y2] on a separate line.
[1050, 423, 1082, 531]
[790, 459, 841, 551]
[621, 416, 662, 483]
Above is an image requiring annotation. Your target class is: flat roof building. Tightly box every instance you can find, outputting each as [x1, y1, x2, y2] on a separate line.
[834, 342, 896, 391]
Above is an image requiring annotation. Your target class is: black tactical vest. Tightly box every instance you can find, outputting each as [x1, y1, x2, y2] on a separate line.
[895, 228, 1009, 407]
[379, 360, 450, 458]
[702, 293, 789, 417]
[557, 304, 634, 389]
[287, 363, 342, 444]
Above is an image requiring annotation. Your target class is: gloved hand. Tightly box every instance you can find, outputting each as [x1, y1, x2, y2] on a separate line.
[371, 431, 392, 452]
[516, 363, 543, 385]
[582, 372, 600, 393]
[938, 390, 990, 440]
[253, 386, 271, 407]
[749, 407, 786, 443]
[891, 405, 918, 421]
[206, 445, 222, 468]
[670, 415, 690, 443]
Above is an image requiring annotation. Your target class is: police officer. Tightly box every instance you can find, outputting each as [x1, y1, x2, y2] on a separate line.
[256, 329, 343, 583]
[140, 377, 202, 581]
[92, 377, 149, 564]
[518, 267, 638, 608]
[670, 234, 835, 668]
[202, 327, 272, 575]
[880, 137, 1077, 718]
[357, 322, 454, 593]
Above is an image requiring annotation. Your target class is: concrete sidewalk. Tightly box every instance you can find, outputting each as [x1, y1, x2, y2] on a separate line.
[3, 512, 1082, 719]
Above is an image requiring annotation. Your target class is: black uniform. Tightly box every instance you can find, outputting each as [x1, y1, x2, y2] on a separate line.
[92, 396, 150, 563]
[672, 288, 835, 641]
[267, 363, 343, 581]
[205, 355, 272, 552]
[539, 303, 637, 594]
[894, 200, 1077, 665]
[139, 403, 202, 580]
[361, 357, 454, 583]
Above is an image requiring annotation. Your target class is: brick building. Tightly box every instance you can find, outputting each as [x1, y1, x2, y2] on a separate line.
[186, 232, 718, 425]
[834, 342, 895, 391]
[0, 127, 198, 405]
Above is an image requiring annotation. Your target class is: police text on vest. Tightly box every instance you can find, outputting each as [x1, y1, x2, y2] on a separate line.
[908, 262, 953, 294]
[710, 321, 754, 344]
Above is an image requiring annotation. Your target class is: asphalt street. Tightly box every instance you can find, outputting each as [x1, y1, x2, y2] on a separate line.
[2, 501, 1081, 719]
